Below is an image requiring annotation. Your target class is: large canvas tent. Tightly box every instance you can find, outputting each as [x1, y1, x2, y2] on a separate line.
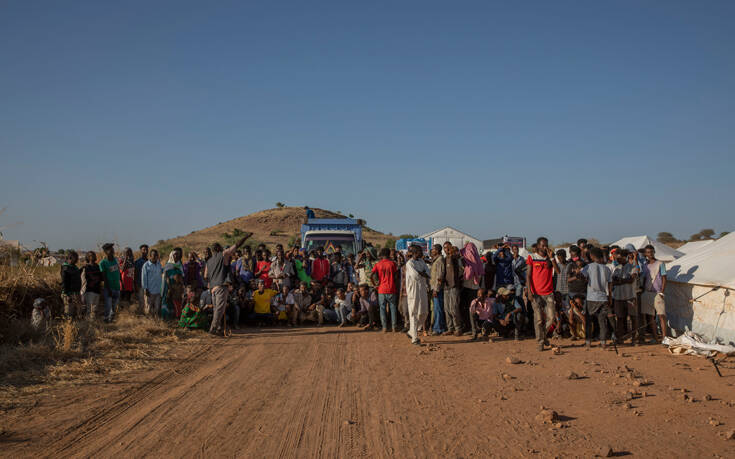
[609, 235, 684, 262]
[665, 232, 735, 345]
[677, 239, 714, 255]
[420, 226, 482, 253]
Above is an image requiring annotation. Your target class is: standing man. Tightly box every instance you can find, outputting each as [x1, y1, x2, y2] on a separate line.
[443, 243, 463, 336]
[405, 246, 430, 345]
[581, 247, 613, 349]
[99, 243, 121, 323]
[141, 249, 163, 316]
[134, 244, 149, 313]
[310, 249, 330, 284]
[493, 244, 514, 289]
[525, 237, 557, 351]
[429, 244, 446, 335]
[641, 244, 668, 342]
[371, 248, 398, 332]
[204, 231, 253, 336]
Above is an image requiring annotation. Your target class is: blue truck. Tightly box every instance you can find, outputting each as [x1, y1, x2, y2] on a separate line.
[300, 218, 364, 256]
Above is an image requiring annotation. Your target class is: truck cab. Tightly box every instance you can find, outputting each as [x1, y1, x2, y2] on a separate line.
[300, 218, 364, 256]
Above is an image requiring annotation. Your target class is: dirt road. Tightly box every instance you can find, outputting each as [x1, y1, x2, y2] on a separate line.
[2, 327, 734, 457]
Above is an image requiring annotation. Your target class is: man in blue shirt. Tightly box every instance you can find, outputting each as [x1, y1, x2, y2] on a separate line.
[489, 287, 523, 340]
[142, 249, 164, 316]
[493, 245, 514, 287]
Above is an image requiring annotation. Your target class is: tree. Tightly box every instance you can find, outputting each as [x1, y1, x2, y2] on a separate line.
[699, 229, 715, 239]
[398, 234, 418, 239]
[275, 202, 285, 208]
[57, 248, 65, 255]
[384, 238, 396, 249]
[720, 231, 730, 238]
[348, 214, 354, 218]
[656, 232, 677, 244]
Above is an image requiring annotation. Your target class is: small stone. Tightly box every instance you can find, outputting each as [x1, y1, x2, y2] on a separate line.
[688, 397, 696, 403]
[599, 445, 614, 457]
[642, 391, 649, 398]
[506, 356, 522, 364]
[566, 371, 580, 380]
[536, 409, 559, 424]
[499, 395, 507, 401]
[344, 420, 355, 425]
[705, 394, 712, 401]
[680, 388, 688, 393]
[553, 422, 563, 428]
[633, 380, 641, 387]
[552, 347, 562, 355]
[502, 373, 513, 381]
[709, 419, 721, 427]
[681, 393, 689, 401]
[624, 402, 633, 409]
[724, 430, 735, 440]
[478, 399, 487, 403]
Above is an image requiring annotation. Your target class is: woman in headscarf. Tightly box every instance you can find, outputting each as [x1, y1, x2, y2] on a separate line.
[119, 247, 136, 307]
[161, 248, 185, 319]
[459, 242, 484, 331]
[178, 285, 210, 329]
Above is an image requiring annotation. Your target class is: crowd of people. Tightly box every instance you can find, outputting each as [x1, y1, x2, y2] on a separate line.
[53, 233, 671, 350]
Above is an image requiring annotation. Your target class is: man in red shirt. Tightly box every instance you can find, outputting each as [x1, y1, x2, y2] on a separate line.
[371, 248, 398, 332]
[525, 237, 559, 351]
[310, 249, 330, 283]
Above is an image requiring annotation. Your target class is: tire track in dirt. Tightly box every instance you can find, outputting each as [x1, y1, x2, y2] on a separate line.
[42, 343, 215, 457]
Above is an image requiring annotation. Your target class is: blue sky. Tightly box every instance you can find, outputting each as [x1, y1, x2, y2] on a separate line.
[1, 0, 733, 250]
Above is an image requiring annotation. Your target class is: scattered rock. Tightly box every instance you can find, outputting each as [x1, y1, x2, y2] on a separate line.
[552, 347, 562, 355]
[553, 422, 563, 428]
[681, 393, 689, 401]
[506, 356, 522, 364]
[709, 418, 721, 427]
[688, 397, 697, 403]
[633, 380, 641, 387]
[624, 402, 633, 409]
[725, 430, 735, 440]
[642, 391, 649, 398]
[705, 394, 712, 401]
[566, 371, 580, 380]
[499, 395, 507, 401]
[344, 420, 356, 425]
[478, 399, 487, 403]
[502, 373, 514, 381]
[598, 445, 614, 457]
[680, 388, 688, 393]
[536, 409, 559, 424]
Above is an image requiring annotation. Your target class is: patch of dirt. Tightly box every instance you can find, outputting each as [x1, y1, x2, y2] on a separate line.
[1, 330, 734, 457]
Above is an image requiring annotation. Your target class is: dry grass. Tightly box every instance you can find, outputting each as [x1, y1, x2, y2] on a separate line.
[0, 310, 204, 411]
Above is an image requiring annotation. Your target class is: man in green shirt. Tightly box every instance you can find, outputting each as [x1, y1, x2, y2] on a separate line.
[100, 242, 121, 322]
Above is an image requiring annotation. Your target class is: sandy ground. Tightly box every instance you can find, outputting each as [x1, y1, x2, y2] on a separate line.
[2, 327, 734, 458]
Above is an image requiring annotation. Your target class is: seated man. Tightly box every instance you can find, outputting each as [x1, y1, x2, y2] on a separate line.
[249, 279, 278, 326]
[489, 287, 524, 340]
[334, 288, 350, 326]
[291, 281, 312, 326]
[317, 285, 339, 324]
[469, 288, 495, 340]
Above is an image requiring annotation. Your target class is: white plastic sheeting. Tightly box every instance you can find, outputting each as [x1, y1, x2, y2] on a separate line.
[609, 235, 684, 262]
[662, 331, 735, 357]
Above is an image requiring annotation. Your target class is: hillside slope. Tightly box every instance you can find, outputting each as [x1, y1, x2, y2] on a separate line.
[156, 207, 392, 253]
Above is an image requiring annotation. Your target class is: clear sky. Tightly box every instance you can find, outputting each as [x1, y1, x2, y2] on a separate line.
[1, 0, 733, 250]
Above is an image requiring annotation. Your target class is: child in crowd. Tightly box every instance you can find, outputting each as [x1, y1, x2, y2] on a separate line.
[568, 294, 586, 340]
[60, 250, 82, 319]
[469, 288, 494, 340]
[80, 251, 103, 320]
[334, 288, 349, 327]
[272, 285, 294, 325]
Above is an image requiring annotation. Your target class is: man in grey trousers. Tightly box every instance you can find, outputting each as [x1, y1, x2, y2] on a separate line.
[204, 232, 253, 336]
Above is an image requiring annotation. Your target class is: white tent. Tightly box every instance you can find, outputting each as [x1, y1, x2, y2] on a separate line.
[664, 232, 735, 345]
[421, 226, 482, 253]
[677, 239, 714, 255]
[609, 235, 683, 262]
